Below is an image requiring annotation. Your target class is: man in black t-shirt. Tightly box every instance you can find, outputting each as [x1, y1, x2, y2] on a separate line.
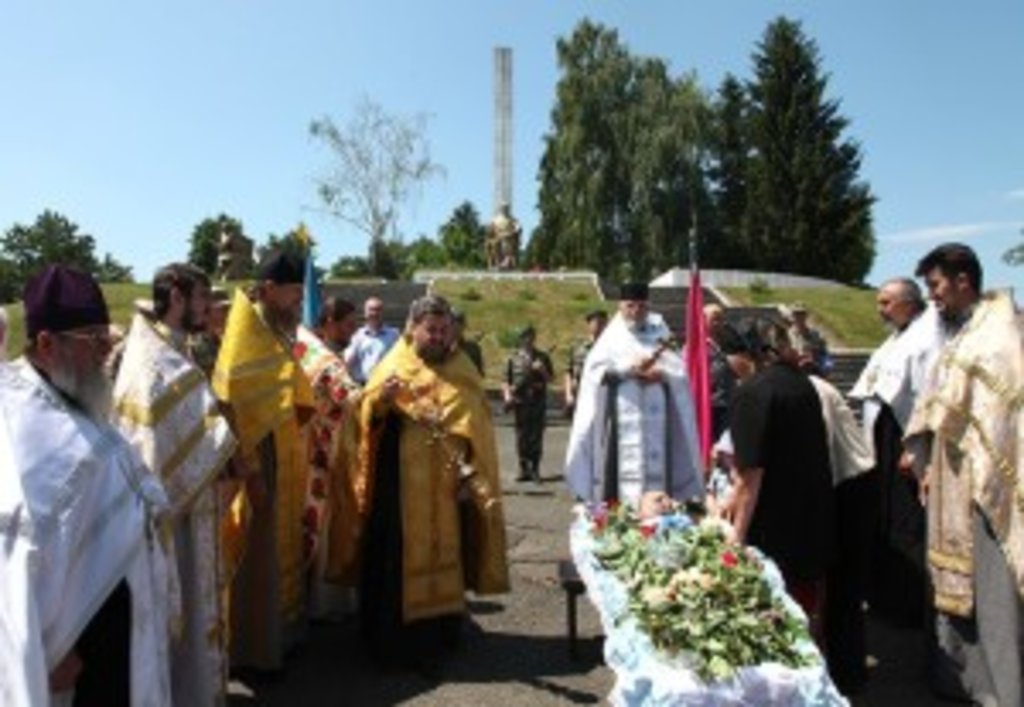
[728, 321, 835, 644]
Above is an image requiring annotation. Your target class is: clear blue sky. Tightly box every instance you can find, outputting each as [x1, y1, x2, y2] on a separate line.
[1, 1, 1021, 292]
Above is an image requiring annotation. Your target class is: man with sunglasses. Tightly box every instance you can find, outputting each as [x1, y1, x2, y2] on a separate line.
[0, 264, 172, 705]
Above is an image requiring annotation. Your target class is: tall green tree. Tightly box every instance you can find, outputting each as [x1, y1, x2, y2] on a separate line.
[0, 210, 132, 302]
[707, 73, 752, 267]
[188, 213, 245, 275]
[744, 17, 875, 282]
[534, 21, 635, 278]
[439, 201, 486, 268]
[533, 20, 711, 279]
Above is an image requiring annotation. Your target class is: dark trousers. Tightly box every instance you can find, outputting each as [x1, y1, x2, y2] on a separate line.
[513, 401, 546, 477]
[74, 580, 131, 707]
[869, 408, 926, 626]
[359, 416, 462, 670]
[826, 469, 880, 692]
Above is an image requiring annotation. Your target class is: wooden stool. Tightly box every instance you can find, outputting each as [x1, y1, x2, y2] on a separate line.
[557, 559, 586, 659]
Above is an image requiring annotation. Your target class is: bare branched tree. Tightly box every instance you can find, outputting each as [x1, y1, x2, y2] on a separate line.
[309, 98, 444, 265]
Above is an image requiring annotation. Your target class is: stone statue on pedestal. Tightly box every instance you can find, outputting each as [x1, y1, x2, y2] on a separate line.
[486, 203, 521, 270]
[216, 227, 255, 281]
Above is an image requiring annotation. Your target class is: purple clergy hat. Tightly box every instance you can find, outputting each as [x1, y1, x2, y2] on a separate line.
[23, 264, 110, 338]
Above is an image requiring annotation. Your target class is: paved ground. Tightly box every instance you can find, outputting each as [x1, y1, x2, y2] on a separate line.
[229, 420, 947, 706]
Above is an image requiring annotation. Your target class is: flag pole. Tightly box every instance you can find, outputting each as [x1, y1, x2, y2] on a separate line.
[684, 188, 712, 471]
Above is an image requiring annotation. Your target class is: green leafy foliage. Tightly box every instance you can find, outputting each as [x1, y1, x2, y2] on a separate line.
[188, 213, 245, 275]
[439, 201, 487, 268]
[0, 210, 133, 302]
[533, 17, 875, 284]
[534, 21, 710, 280]
[743, 18, 875, 283]
[329, 255, 370, 279]
[590, 503, 815, 682]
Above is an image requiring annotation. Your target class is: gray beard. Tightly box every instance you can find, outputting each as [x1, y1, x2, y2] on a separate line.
[50, 362, 113, 421]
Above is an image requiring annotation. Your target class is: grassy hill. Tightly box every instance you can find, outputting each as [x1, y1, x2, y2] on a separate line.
[720, 285, 887, 349]
[429, 277, 608, 388]
[3, 279, 885, 385]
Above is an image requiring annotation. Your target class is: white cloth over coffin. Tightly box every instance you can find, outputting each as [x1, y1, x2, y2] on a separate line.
[569, 513, 848, 706]
[0, 360, 172, 706]
[113, 313, 237, 705]
[849, 305, 945, 439]
[566, 312, 703, 505]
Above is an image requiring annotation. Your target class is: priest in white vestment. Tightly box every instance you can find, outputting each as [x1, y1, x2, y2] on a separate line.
[0, 264, 172, 706]
[849, 278, 945, 626]
[565, 282, 703, 505]
[113, 264, 237, 705]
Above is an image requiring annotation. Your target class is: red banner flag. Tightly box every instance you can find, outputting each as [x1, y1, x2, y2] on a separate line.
[684, 267, 712, 467]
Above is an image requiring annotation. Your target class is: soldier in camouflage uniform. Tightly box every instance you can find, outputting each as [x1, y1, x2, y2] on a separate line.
[452, 308, 484, 376]
[503, 326, 554, 481]
[563, 309, 608, 417]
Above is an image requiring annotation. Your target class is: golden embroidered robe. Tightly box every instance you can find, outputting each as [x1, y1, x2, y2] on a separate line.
[212, 292, 314, 669]
[347, 336, 509, 622]
[905, 291, 1023, 617]
[113, 313, 237, 704]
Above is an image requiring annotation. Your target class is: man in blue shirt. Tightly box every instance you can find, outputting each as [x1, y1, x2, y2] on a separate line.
[345, 296, 400, 385]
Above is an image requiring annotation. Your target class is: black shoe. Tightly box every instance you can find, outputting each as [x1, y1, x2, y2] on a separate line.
[413, 655, 444, 682]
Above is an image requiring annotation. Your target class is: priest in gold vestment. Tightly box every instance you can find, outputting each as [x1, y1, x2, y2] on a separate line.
[212, 250, 314, 672]
[345, 294, 509, 676]
[905, 244, 1022, 706]
[113, 264, 238, 704]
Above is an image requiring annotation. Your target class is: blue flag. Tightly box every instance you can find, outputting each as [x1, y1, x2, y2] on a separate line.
[302, 250, 320, 328]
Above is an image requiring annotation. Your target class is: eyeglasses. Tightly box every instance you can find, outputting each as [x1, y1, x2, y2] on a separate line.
[57, 328, 113, 347]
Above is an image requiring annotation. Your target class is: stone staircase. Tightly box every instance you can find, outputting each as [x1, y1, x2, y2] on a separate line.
[829, 350, 871, 398]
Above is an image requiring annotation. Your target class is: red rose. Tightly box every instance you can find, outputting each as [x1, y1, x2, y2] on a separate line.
[293, 342, 308, 359]
[640, 524, 656, 539]
[721, 550, 739, 568]
[593, 514, 608, 532]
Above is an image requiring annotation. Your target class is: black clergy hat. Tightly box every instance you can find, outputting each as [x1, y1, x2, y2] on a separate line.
[257, 249, 305, 284]
[619, 282, 649, 301]
[23, 264, 110, 338]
